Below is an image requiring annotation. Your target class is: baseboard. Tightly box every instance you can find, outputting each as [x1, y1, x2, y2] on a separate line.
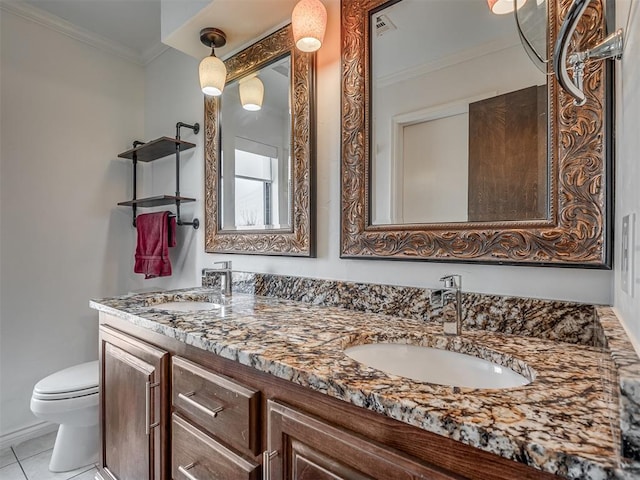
[0, 421, 58, 450]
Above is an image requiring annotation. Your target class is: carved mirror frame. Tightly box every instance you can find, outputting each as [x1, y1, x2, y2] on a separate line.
[340, 0, 612, 267]
[205, 25, 316, 256]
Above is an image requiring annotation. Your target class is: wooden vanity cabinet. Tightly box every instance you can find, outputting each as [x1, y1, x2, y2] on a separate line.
[98, 314, 560, 480]
[98, 325, 169, 480]
[265, 400, 462, 480]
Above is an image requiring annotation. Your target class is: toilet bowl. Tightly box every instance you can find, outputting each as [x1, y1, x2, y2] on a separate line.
[30, 360, 99, 472]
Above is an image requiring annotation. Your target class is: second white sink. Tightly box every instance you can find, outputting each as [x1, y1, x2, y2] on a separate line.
[344, 343, 531, 389]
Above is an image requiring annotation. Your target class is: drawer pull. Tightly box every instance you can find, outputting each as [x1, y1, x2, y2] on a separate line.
[178, 392, 224, 418]
[145, 381, 161, 435]
[178, 462, 199, 480]
[262, 451, 278, 480]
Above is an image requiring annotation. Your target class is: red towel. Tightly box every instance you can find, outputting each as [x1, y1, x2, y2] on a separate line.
[134, 212, 176, 279]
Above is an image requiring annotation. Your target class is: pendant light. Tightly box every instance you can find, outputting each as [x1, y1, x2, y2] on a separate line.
[292, 0, 327, 52]
[239, 76, 265, 111]
[199, 28, 227, 96]
[487, 0, 526, 14]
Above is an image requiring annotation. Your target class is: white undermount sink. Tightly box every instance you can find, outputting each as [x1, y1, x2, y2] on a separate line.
[344, 343, 531, 389]
[148, 301, 222, 312]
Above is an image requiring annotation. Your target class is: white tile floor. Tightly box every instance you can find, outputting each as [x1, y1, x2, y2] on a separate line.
[0, 431, 97, 480]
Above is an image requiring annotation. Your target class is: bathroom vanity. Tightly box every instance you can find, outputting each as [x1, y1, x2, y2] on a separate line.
[90, 274, 640, 480]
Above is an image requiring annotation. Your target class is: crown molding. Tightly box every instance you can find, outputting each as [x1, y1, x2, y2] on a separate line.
[0, 1, 167, 66]
[375, 36, 521, 89]
[140, 41, 170, 65]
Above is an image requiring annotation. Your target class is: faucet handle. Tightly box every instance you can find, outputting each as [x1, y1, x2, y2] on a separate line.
[439, 274, 461, 289]
[213, 261, 232, 270]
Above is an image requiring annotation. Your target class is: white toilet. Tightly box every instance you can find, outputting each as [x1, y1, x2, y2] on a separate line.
[30, 360, 99, 472]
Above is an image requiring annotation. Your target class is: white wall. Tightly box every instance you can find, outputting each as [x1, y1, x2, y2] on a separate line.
[142, 0, 612, 305]
[402, 114, 469, 223]
[0, 10, 144, 436]
[139, 47, 204, 291]
[614, 0, 640, 351]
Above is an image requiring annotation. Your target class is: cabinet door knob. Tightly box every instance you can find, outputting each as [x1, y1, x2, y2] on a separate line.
[262, 450, 278, 480]
[178, 391, 224, 418]
[178, 462, 199, 480]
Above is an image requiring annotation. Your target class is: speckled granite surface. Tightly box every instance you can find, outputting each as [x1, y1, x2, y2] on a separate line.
[91, 283, 640, 479]
[597, 307, 640, 467]
[204, 272, 604, 347]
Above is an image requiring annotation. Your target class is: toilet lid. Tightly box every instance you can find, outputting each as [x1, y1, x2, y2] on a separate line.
[33, 360, 98, 398]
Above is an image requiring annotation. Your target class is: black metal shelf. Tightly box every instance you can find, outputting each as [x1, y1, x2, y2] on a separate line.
[117, 195, 196, 208]
[118, 137, 196, 162]
[117, 122, 200, 229]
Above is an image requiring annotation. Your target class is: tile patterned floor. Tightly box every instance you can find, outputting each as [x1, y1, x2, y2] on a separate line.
[0, 431, 97, 480]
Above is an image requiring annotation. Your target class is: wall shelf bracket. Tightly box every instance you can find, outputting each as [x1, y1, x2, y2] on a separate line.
[117, 122, 201, 229]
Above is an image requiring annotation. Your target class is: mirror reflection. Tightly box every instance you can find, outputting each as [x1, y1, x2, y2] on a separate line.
[370, 0, 548, 225]
[516, 0, 549, 72]
[220, 55, 291, 230]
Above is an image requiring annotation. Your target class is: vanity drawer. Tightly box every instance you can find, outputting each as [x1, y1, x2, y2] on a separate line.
[172, 414, 259, 480]
[171, 356, 260, 455]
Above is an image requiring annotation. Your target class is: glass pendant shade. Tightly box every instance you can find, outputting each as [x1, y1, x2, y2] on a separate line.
[292, 0, 327, 52]
[487, 0, 527, 14]
[239, 76, 264, 111]
[200, 55, 227, 96]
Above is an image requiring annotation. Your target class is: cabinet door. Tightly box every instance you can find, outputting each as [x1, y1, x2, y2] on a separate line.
[265, 401, 462, 480]
[99, 325, 169, 480]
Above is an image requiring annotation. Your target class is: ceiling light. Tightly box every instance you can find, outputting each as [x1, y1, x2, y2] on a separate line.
[239, 76, 264, 111]
[487, 0, 527, 14]
[199, 28, 227, 96]
[292, 0, 327, 52]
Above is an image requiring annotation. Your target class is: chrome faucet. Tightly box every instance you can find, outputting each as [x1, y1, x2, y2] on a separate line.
[203, 261, 232, 296]
[430, 274, 462, 335]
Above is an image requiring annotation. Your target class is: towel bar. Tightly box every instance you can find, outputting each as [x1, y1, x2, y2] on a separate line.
[132, 213, 200, 229]
[170, 214, 200, 230]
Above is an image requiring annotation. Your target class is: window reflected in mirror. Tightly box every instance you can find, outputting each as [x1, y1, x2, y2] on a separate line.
[220, 55, 292, 231]
[369, 0, 548, 225]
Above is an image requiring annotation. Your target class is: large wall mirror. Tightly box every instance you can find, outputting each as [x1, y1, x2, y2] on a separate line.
[205, 25, 316, 256]
[341, 0, 612, 267]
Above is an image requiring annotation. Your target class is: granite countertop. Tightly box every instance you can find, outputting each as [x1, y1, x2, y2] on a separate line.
[90, 287, 633, 479]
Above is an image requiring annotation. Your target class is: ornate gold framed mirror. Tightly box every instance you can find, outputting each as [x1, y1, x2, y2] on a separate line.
[340, 0, 612, 267]
[205, 25, 316, 256]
